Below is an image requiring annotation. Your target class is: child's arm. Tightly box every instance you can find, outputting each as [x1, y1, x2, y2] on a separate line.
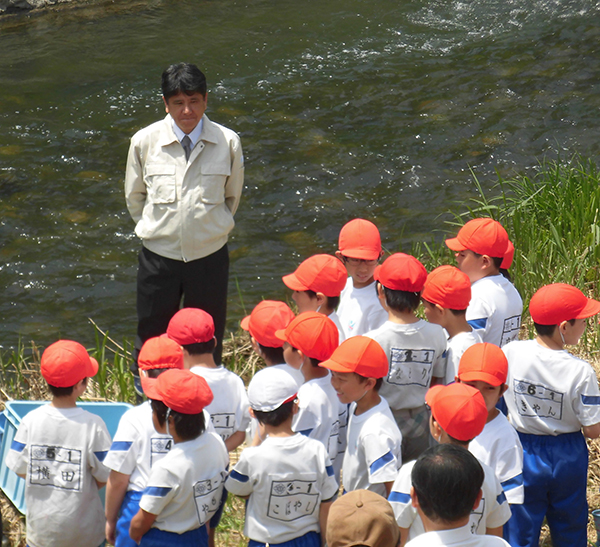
[486, 526, 503, 537]
[319, 500, 333, 547]
[130, 508, 157, 544]
[105, 470, 131, 544]
[383, 480, 394, 496]
[225, 430, 246, 452]
[583, 422, 600, 439]
[398, 527, 409, 547]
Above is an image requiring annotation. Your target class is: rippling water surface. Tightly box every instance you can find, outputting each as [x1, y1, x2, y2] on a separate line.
[0, 0, 599, 349]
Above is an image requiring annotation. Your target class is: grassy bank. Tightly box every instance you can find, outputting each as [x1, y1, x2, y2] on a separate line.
[2, 155, 600, 545]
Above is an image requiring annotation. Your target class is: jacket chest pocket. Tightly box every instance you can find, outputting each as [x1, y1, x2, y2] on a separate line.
[145, 164, 176, 204]
[200, 163, 231, 204]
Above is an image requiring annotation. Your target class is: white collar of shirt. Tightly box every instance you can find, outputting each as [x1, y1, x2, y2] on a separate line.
[171, 116, 204, 148]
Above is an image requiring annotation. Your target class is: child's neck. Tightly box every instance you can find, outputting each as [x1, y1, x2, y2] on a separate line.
[51, 395, 78, 409]
[302, 361, 329, 382]
[486, 407, 499, 424]
[535, 333, 564, 351]
[352, 276, 374, 290]
[387, 309, 419, 325]
[265, 418, 295, 438]
[354, 389, 381, 416]
[185, 353, 218, 370]
[445, 316, 473, 339]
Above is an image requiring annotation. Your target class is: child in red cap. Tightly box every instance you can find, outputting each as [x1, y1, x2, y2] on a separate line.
[503, 283, 600, 547]
[6, 340, 112, 547]
[445, 218, 523, 347]
[389, 383, 511, 545]
[320, 336, 402, 497]
[282, 254, 347, 341]
[335, 218, 388, 339]
[130, 369, 228, 547]
[365, 253, 447, 462]
[275, 312, 342, 475]
[226, 366, 338, 547]
[456, 343, 524, 528]
[421, 265, 482, 384]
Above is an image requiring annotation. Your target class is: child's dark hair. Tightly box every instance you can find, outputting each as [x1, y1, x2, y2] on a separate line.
[356, 373, 383, 391]
[305, 290, 340, 311]
[534, 319, 576, 337]
[258, 343, 285, 364]
[150, 398, 206, 440]
[182, 339, 216, 356]
[47, 377, 87, 397]
[253, 400, 295, 427]
[471, 251, 503, 270]
[290, 346, 322, 368]
[422, 298, 466, 316]
[381, 285, 421, 313]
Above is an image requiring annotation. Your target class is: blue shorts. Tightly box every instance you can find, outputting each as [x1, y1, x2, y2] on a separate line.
[116, 490, 143, 547]
[139, 526, 208, 547]
[249, 530, 320, 547]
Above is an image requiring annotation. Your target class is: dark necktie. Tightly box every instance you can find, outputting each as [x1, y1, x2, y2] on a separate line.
[181, 135, 192, 161]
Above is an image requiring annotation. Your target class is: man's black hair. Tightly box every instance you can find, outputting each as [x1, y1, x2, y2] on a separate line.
[305, 290, 340, 311]
[253, 399, 295, 427]
[411, 444, 484, 524]
[382, 285, 421, 313]
[356, 373, 383, 392]
[162, 63, 207, 100]
[182, 339, 216, 356]
[258, 343, 285, 364]
[150, 398, 205, 440]
[534, 319, 576, 337]
[47, 377, 87, 398]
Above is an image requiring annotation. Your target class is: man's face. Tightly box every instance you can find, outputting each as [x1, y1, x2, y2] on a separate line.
[163, 91, 207, 134]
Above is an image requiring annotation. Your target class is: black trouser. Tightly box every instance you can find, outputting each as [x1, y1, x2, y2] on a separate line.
[133, 244, 229, 372]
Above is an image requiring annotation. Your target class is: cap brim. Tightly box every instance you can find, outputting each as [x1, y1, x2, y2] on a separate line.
[240, 315, 251, 331]
[140, 375, 161, 400]
[578, 298, 600, 320]
[445, 237, 467, 252]
[341, 249, 380, 260]
[274, 328, 287, 342]
[319, 357, 354, 373]
[457, 371, 503, 387]
[282, 273, 309, 292]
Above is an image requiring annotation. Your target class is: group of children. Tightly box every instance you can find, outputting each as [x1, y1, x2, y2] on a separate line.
[6, 216, 600, 547]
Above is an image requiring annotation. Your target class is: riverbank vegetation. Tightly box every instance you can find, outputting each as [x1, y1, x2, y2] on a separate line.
[1, 155, 600, 545]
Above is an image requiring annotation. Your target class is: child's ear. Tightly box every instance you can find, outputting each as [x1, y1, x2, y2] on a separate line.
[500, 384, 508, 396]
[250, 336, 262, 355]
[335, 250, 344, 261]
[249, 408, 256, 419]
[315, 292, 327, 307]
[366, 377, 377, 391]
[410, 486, 419, 509]
[481, 254, 493, 270]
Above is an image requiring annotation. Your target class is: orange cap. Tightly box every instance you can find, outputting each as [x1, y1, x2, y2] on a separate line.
[338, 219, 382, 260]
[445, 218, 509, 258]
[282, 254, 347, 297]
[241, 300, 295, 348]
[41, 340, 99, 388]
[139, 336, 184, 397]
[320, 336, 388, 378]
[275, 311, 339, 362]
[421, 265, 471, 310]
[529, 283, 600, 325]
[457, 343, 508, 386]
[147, 369, 213, 414]
[426, 383, 487, 441]
[166, 308, 215, 345]
[374, 253, 427, 292]
[501, 240, 515, 270]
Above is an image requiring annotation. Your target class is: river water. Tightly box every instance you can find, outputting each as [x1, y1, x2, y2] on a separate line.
[0, 0, 599, 350]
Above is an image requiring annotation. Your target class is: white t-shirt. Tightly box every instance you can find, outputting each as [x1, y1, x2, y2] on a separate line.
[343, 398, 402, 497]
[405, 523, 511, 547]
[366, 320, 447, 410]
[225, 434, 339, 543]
[504, 339, 600, 435]
[140, 431, 229, 533]
[293, 373, 339, 464]
[469, 413, 524, 504]
[333, 402, 349, 482]
[337, 278, 388, 340]
[190, 365, 250, 441]
[445, 330, 483, 385]
[467, 275, 523, 347]
[6, 404, 112, 547]
[104, 401, 173, 491]
[328, 311, 344, 344]
[389, 457, 511, 541]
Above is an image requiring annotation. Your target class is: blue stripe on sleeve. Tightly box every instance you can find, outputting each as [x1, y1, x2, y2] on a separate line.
[582, 395, 600, 405]
[144, 486, 173, 497]
[388, 491, 411, 504]
[298, 429, 313, 437]
[369, 450, 394, 474]
[501, 473, 523, 492]
[497, 491, 507, 505]
[109, 441, 133, 451]
[467, 318, 487, 330]
[229, 469, 250, 483]
[326, 466, 334, 477]
[10, 440, 26, 453]
[94, 450, 108, 462]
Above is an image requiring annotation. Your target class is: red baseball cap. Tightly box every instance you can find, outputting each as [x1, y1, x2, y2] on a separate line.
[374, 253, 427, 292]
[445, 218, 509, 258]
[41, 340, 99, 388]
[320, 336, 388, 379]
[338, 219, 382, 260]
[275, 311, 339, 362]
[529, 283, 600, 325]
[457, 343, 508, 386]
[426, 383, 487, 441]
[241, 300, 296, 348]
[166, 308, 215, 345]
[421, 265, 471, 310]
[282, 254, 347, 297]
[139, 336, 184, 371]
[501, 240, 515, 270]
[148, 369, 213, 414]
